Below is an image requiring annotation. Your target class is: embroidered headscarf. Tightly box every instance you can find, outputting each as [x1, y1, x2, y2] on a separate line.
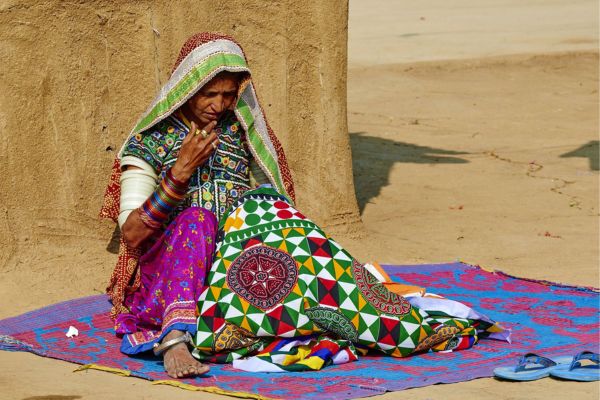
[100, 32, 295, 222]
[100, 32, 295, 319]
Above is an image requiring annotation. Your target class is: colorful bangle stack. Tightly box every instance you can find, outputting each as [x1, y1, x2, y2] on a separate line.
[138, 168, 189, 229]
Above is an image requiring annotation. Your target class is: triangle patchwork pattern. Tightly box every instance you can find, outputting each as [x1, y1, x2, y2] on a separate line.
[196, 189, 485, 361]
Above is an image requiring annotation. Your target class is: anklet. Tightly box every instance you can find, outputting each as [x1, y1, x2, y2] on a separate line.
[153, 331, 192, 356]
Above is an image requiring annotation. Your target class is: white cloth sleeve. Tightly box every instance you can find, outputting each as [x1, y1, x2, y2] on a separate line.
[118, 157, 158, 228]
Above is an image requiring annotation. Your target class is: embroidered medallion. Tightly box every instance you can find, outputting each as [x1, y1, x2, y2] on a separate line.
[306, 306, 358, 341]
[227, 246, 298, 310]
[414, 325, 460, 352]
[213, 322, 260, 352]
[352, 260, 411, 316]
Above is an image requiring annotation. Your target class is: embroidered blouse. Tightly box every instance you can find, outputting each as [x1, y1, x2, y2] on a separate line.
[122, 111, 263, 222]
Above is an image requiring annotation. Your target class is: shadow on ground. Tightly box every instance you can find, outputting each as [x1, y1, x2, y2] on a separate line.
[560, 140, 599, 171]
[106, 225, 121, 254]
[350, 132, 469, 214]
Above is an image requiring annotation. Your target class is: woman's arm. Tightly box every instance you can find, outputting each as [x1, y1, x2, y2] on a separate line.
[120, 120, 220, 248]
[120, 165, 159, 248]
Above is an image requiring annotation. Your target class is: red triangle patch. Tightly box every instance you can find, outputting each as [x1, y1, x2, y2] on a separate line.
[320, 293, 338, 308]
[244, 238, 262, 249]
[203, 303, 218, 317]
[318, 278, 337, 292]
[379, 333, 396, 346]
[308, 237, 327, 247]
[381, 317, 399, 333]
[268, 305, 283, 320]
[313, 248, 331, 258]
[276, 320, 296, 335]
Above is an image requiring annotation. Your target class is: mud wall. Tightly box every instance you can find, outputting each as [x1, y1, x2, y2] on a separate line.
[0, 0, 359, 280]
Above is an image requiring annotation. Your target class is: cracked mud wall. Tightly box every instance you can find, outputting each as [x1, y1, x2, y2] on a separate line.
[0, 1, 359, 283]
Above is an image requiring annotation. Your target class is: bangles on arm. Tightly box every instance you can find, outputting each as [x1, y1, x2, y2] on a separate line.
[138, 168, 188, 229]
[119, 156, 189, 230]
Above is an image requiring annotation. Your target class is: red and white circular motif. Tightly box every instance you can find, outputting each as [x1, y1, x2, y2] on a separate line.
[227, 246, 298, 310]
[352, 260, 411, 316]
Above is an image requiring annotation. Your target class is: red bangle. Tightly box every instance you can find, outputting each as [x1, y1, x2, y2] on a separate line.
[138, 167, 189, 229]
[137, 208, 162, 230]
[168, 168, 189, 188]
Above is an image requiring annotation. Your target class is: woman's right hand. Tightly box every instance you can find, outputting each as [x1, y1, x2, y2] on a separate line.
[171, 120, 220, 182]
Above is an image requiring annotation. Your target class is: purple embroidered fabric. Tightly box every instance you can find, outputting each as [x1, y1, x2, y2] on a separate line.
[115, 207, 217, 354]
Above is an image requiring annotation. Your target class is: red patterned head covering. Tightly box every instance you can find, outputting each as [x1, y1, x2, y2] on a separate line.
[171, 32, 242, 73]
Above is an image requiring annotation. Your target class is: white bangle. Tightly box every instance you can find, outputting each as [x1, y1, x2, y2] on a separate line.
[118, 159, 158, 228]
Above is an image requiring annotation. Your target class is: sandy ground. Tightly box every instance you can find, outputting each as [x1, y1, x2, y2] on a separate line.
[1, 0, 598, 399]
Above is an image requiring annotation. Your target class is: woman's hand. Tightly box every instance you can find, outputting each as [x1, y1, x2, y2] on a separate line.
[171, 121, 219, 182]
[121, 204, 157, 248]
[122, 121, 218, 248]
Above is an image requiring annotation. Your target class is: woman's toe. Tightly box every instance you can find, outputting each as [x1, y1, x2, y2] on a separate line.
[167, 368, 177, 379]
[198, 363, 210, 374]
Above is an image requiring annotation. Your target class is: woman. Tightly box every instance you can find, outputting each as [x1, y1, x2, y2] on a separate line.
[101, 32, 508, 378]
[100, 32, 295, 378]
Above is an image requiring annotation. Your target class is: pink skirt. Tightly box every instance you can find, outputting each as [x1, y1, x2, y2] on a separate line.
[115, 207, 217, 354]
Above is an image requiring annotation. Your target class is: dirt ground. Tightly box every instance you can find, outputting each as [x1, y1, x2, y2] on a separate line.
[1, 0, 598, 399]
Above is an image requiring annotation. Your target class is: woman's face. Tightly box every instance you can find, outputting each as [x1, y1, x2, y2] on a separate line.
[184, 73, 239, 126]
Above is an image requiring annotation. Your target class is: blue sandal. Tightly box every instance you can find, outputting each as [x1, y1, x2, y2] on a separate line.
[494, 353, 573, 381]
[550, 351, 600, 382]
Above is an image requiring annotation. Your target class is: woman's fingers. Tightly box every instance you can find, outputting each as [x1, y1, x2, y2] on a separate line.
[189, 121, 217, 143]
[205, 131, 219, 145]
[198, 132, 219, 157]
[182, 121, 198, 145]
[202, 120, 217, 135]
[191, 126, 219, 148]
[190, 121, 216, 141]
[179, 120, 220, 167]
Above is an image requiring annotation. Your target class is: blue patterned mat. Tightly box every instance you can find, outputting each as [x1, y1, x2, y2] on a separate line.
[0, 262, 598, 399]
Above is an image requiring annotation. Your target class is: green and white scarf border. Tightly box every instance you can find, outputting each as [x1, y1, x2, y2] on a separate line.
[116, 38, 289, 199]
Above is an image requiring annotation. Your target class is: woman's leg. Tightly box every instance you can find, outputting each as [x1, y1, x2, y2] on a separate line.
[117, 207, 217, 377]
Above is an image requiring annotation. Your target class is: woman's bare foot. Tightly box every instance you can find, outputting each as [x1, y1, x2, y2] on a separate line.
[161, 329, 209, 378]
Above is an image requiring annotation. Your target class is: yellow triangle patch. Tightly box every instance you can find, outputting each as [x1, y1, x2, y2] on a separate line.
[292, 284, 303, 296]
[411, 308, 421, 321]
[279, 240, 288, 253]
[210, 286, 222, 299]
[334, 261, 345, 280]
[358, 295, 367, 310]
[241, 299, 250, 313]
[240, 316, 252, 332]
[390, 348, 403, 357]
[303, 258, 315, 274]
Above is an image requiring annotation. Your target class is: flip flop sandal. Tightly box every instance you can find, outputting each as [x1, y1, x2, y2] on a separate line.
[550, 351, 600, 382]
[494, 353, 573, 381]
